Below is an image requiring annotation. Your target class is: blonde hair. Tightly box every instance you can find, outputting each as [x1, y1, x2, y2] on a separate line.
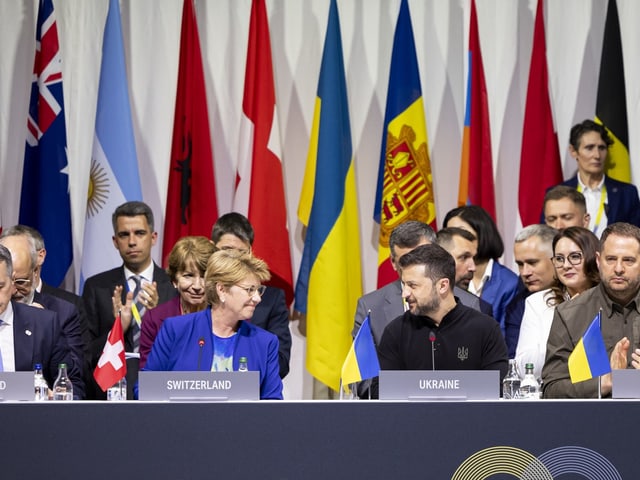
[205, 250, 271, 305]
[166, 236, 216, 282]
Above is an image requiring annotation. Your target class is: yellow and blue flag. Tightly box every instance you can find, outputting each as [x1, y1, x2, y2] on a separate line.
[341, 316, 380, 388]
[568, 312, 611, 383]
[295, 0, 362, 392]
[374, 0, 436, 289]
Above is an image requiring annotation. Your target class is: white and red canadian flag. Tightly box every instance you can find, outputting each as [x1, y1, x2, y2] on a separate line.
[93, 314, 127, 391]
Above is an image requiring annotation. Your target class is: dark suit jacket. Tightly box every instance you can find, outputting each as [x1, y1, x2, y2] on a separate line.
[481, 261, 521, 335]
[82, 263, 177, 399]
[560, 175, 640, 227]
[34, 291, 85, 384]
[503, 282, 531, 358]
[12, 301, 83, 398]
[249, 286, 291, 378]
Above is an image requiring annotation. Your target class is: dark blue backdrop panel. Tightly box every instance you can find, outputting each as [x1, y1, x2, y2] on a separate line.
[0, 401, 632, 479]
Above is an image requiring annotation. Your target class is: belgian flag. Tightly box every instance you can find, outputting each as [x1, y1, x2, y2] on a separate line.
[595, 0, 630, 182]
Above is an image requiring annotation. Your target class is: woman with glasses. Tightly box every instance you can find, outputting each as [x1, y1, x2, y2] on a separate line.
[515, 227, 600, 379]
[142, 249, 283, 399]
[139, 236, 215, 368]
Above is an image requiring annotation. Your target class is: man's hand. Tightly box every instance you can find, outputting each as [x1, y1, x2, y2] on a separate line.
[112, 285, 134, 333]
[138, 280, 159, 310]
[601, 337, 630, 395]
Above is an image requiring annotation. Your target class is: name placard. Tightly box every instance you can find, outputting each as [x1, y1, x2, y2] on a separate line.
[0, 372, 35, 401]
[379, 370, 500, 401]
[612, 370, 640, 398]
[138, 371, 259, 401]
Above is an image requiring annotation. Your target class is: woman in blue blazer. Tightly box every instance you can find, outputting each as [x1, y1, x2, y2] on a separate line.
[143, 250, 283, 400]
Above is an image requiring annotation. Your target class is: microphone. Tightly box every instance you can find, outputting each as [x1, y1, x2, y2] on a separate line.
[197, 337, 205, 371]
[429, 331, 436, 371]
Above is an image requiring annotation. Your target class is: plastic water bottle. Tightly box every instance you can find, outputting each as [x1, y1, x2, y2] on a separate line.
[53, 363, 73, 401]
[34, 363, 49, 401]
[107, 378, 127, 401]
[502, 359, 521, 399]
[519, 363, 540, 399]
[238, 357, 248, 372]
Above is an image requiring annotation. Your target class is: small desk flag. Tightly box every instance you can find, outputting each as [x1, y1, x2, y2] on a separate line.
[568, 312, 611, 384]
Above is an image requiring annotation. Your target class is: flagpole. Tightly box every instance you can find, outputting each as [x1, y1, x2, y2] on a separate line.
[598, 309, 602, 399]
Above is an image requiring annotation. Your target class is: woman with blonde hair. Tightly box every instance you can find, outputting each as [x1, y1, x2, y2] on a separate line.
[143, 250, 282, 399]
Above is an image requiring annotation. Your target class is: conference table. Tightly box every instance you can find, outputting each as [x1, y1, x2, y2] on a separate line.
[1, 400, 633, 479]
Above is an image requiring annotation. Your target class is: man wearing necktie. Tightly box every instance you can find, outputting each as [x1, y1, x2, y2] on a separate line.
[82, 201, 177, 399]
[0, 244, 74, 395]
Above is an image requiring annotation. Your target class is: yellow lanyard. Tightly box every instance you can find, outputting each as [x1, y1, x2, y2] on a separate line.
[577, 183, 607, 234]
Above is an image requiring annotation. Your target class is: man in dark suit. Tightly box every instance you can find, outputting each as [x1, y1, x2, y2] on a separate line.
[5, 224, 93, 390]
[0, 244, 79, 396]
[0, 231, 85, 398]
[211, 212, 291, 378]
[82, 201, 177, 399]
[558, 120, 640, 235]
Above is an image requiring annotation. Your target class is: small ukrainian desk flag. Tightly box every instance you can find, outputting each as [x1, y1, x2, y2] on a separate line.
[568, 312, 611, 383]
[341, 316, 380, 390]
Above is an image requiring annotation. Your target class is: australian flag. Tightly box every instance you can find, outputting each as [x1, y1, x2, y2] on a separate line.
[20, 0, 73, 287]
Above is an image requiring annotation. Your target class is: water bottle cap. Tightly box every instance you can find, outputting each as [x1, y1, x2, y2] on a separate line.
[239, 356, 248, 362]
[34, 363, 42, 370]
[525, 363, 534, 369]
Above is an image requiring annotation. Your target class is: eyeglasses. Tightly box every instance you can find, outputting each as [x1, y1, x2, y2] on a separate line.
[13, 278, 32, 288]
[235, 284, 266, 297]
[551, 252, 583, 268]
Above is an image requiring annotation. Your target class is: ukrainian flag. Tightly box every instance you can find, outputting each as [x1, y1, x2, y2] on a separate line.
[342, 316, 380, 389]
[374, 0, 436, 289]
[568, 312, 611, 383]
[295, 0, 362, 392]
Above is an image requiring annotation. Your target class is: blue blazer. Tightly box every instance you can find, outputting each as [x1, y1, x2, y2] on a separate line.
[481, 261, 520, 335]
[561, 175, 640, 227]
[144, 309, 283, 400]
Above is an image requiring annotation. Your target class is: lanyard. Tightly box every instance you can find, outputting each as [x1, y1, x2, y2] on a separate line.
[577, 183, 607, 234]
[127, 278, 143, 325]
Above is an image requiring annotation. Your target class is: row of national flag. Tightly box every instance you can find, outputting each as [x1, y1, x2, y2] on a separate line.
[21, 0, 293, 304]
[17, 0, 630, 392]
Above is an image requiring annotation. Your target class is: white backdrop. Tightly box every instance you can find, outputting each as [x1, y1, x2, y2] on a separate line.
[2, 0, 640, 398]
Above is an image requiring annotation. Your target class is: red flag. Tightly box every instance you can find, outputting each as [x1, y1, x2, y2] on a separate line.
[518, 0, 562, 226]
[459, 0, 496, 220]
[162, 0, 218, 263]
[93, 314, 126, 391]
[235, 0, 293, 305]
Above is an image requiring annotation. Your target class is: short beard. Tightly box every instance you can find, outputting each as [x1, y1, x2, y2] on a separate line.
[414, 292, 440, 317]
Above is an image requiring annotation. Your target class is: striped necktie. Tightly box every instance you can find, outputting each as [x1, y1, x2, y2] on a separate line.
[130, 275, 145, 352]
